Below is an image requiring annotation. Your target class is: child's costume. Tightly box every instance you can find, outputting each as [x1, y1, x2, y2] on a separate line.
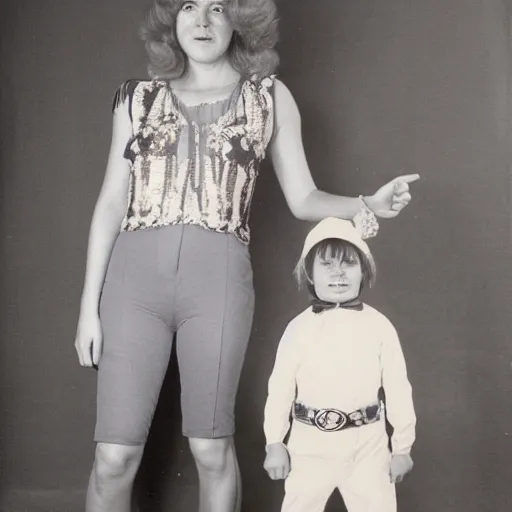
[264, 218, 416, 512]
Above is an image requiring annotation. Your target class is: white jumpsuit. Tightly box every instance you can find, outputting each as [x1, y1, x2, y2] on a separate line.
[264, 305, 416, 512]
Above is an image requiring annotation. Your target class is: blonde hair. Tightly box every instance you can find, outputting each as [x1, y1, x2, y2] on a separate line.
[140, 0, 280, 79]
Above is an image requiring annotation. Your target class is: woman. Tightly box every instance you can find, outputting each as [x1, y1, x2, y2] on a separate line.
[74, 1, 419, 511]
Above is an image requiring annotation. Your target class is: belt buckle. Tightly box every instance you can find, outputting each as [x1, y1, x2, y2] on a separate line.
[313, 408, 347, 432]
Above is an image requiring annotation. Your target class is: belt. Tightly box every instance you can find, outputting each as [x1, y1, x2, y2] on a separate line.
[293, 400, 384, 432]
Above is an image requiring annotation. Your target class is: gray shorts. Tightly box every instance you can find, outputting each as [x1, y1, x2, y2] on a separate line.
[95, 224, 255, 444]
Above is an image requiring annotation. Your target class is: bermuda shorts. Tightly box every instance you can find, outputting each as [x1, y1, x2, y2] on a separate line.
[95, 224, 255, 444]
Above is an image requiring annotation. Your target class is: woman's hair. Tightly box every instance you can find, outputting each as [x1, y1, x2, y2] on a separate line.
[294, 238, 377, 295]
[140, 0, 280, 79]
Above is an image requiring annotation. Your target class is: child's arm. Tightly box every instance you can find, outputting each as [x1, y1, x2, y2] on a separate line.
[263, 321, 300, 480]
[381, 321, 416, 482]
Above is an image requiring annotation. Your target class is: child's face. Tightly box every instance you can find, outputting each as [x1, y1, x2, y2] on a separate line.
[312, 248, 363, 303]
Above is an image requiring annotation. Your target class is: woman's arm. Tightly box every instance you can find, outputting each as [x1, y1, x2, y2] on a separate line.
[75, 98, 132, 367]
[269, 79, 419, 221]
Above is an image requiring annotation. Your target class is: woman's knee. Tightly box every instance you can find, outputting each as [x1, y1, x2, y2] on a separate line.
[189, 436, 233, 474]
[93, 443, 144, 484]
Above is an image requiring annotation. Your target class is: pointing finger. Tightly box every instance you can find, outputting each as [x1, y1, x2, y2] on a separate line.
[393, 173, 420, 185]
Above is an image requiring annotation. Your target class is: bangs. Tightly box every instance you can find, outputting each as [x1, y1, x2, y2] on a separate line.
[314, 239, 361, 264]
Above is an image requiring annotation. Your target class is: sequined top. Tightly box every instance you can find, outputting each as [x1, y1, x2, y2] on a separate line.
[112, 75, 276, 244]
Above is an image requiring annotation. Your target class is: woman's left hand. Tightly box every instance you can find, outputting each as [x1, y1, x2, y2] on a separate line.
[365, 174, 420, 218]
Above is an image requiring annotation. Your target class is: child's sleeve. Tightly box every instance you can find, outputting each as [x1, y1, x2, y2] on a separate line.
[381, 321, 416, 455]
[263, 320, 301, 446]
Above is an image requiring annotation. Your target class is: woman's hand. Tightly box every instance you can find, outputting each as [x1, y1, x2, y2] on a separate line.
[364, 174, 420, 218]
[389, 453, 414, 483]
[263, 442, 291, 480]
[75, 313, 103, 368]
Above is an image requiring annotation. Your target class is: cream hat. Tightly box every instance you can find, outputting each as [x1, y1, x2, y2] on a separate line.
[301, 218, 372, 260]
[295, 217, 376, 287]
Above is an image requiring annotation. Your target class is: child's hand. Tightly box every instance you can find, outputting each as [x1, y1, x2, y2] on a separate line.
[389, 454, 414, 483]
[263, 442, 290, 480]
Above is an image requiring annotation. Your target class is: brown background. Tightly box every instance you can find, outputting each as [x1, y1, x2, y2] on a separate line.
[1, 0, 511, 510]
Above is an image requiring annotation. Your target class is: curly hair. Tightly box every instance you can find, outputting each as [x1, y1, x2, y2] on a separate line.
[140, 0, 279, 80]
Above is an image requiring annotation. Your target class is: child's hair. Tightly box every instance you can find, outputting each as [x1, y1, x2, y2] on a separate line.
[140, 0, 280, 80]
[294, 238, 377, 293]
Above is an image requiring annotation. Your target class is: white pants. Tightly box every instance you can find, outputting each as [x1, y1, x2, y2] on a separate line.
[281, 421, 396, 512]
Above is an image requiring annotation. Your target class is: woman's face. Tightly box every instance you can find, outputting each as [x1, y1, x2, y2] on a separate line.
[312, 249, 363, 304]
[176, 0, 234, 66]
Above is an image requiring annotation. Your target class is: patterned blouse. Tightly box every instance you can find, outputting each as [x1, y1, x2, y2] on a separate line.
[113, 75, 276, 245]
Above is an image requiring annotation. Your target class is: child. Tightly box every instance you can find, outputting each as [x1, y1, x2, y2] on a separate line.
[263, 217, 416, 512]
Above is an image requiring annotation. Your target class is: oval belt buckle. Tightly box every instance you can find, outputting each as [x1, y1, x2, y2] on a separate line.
[314, 408, 348, 432]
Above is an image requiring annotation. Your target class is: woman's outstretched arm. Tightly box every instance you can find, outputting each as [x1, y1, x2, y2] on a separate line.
[269, 79, 419, 221]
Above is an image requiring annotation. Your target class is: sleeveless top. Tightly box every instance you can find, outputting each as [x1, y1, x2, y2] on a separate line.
[113, 75, 276, 245]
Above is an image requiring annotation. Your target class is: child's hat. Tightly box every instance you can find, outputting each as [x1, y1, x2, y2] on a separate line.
[296, 217, 376, 288]
[300, 217, 373, 261]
